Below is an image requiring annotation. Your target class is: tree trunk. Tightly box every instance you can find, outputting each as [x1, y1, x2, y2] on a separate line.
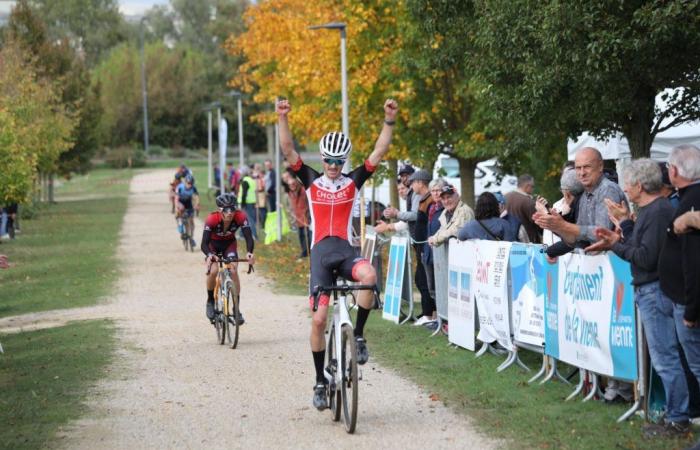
[388, 159, 398, 209]
[623, 90, 655, 159]
[48, 173, 55, 203]
[457, 157, 478, 208]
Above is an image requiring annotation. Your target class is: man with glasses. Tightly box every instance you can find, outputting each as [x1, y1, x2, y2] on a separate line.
[201, 193, 255, 324]
[276, 97, 398, 411]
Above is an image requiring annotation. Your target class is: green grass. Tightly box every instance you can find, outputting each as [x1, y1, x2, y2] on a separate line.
[257, 238, 694, 450]
[0, 168, 131, 318]
[0, 320, 116, 450]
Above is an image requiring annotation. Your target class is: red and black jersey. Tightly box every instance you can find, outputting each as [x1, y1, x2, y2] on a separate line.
[201, 210, 254, 256]
[203, 210, 249, 240]
[290, 157, 376, 247]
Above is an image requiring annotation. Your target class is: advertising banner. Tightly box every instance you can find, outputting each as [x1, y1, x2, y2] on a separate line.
[509, 244, 551, 348]
[433, 243, 449, 320]
[447, 240, 476, 350]
[474, 240, 513, 351]
[383, 236, 408, 323]
[545, 252, 637, 380]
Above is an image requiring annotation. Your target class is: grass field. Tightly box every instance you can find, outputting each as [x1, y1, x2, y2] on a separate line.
[0, 168, 132, 318]
[255, 237, 694, 450]
[0, 320, 115, 450]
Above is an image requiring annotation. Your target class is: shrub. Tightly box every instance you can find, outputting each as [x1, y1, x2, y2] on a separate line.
[104, 146, 146, 169]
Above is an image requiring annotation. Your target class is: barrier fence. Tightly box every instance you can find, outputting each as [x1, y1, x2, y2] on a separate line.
[380, 234, 650, 423]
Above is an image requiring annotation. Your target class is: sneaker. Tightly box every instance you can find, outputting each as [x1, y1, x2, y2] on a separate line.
[413, 315, 436, 327]
[229, 311, 245, 325]
[643, 420, 690, 438]
[312, 383, 328, 410]
[424, 321, 439, 331]
[355, 336, 369, 365]
[206, 300, 215, 322]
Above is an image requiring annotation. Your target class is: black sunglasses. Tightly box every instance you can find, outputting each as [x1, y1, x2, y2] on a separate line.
[323, 158, 346, 166]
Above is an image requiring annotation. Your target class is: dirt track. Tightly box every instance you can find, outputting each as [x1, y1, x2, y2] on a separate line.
[31, 170, 499, 449]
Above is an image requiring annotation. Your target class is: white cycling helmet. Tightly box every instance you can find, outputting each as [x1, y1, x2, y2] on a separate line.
[319, 131, 352, 160]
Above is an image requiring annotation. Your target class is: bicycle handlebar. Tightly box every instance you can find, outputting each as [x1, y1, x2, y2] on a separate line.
[311, 284, 380, 312]
[206, 256, 254, 275]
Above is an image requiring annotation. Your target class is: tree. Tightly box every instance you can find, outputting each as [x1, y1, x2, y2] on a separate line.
[0, 39, 74, 203]
[473, 0, 700, 159]
[93, 41, 211, 148]
[395, 0, 510, 203]
[227, 0, 406, 163]
[27, 0, 127, 67]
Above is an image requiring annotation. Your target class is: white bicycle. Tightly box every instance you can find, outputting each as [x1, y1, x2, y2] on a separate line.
[312, 280, 379, 434]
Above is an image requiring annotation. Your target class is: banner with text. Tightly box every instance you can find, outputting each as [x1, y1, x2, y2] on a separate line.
[447, 240, 477, 350]
[383, 236, 409, 323]
[509, 244, 552, 348]
[474, 240, 513, 351]
[545, 252, 637, 380]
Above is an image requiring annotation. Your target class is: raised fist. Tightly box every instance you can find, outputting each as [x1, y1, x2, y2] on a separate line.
[384, 99, 398, 121]
[276, 98, 291, 116]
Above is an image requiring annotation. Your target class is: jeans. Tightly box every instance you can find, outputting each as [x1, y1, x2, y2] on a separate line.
[636, 281, 688, 422]
[673, 302, 700, 392]
[298, 226, 312, 257]
[243, 204, 258, 240]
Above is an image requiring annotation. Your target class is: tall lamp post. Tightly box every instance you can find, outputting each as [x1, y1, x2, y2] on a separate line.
[308, 22, 349, 166]
[139, 18, 150, 155]
[308, 22, 366, 247]
[226, 90, 245, 168]
[202, 101, 221, 190]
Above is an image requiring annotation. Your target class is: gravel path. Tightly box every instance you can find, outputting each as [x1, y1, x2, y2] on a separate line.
[52, 170, 500, 449]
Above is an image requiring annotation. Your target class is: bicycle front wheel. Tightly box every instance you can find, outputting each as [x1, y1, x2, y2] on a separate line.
[340, 324, 358, 433]
[327, 325, 341, 422]
[225, 286, 240, 349]
[215, 295, 226, 345]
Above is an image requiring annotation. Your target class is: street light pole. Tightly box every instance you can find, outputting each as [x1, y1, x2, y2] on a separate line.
[226, 91, 245, 169]
[139, 18, 150, 155]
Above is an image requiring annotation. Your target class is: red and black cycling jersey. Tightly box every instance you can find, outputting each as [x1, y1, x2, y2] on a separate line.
[290, 157, 376, 247]
[200, 210, 254, 256]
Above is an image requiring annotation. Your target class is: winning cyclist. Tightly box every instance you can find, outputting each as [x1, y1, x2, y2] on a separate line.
[175, 174, 200, 247]
[201, 193, 255, 324]
[276, 97, 398, 410]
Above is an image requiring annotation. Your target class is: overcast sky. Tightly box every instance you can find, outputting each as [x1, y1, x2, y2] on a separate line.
[0, 1, 170, 17]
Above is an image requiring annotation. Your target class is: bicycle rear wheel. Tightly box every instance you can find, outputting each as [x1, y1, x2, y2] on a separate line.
[327, 325, 341, 422]
[340, 324, 358, 433]
[225, 286, 240, 349]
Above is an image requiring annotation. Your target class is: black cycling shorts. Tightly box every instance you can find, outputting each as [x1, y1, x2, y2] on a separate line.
[309, 236, 369, 298]
[208, 240, 238, 259]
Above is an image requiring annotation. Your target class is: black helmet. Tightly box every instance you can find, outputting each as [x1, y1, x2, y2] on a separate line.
[215, 193, 237, 209]
[184, 174, 194, 184]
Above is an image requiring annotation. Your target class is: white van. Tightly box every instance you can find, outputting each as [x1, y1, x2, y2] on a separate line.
[364, 155, 517, 211]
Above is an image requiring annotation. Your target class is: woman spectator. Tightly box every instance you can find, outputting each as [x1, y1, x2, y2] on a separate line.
[457, 192, 513, 241]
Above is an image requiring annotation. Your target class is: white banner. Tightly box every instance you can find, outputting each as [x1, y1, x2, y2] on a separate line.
[383, 236, 409, 324]
[447, 240, 476, 351]
[218, 118, 228, 191]
[545, 252, 637, 380]
[474, 240, 513, 351]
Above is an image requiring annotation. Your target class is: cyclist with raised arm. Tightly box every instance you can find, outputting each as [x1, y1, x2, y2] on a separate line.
[175, 174, 200, 247]
[201, 193, 255, 324]
[276, 97, 399, 410]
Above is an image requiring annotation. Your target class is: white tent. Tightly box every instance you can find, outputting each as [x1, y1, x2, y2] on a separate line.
[567, 89, 700, 162]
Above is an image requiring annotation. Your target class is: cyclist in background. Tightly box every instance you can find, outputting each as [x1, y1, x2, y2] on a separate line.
[175, 174, 200, 247]
[201, 193, 255, 324]
[169, 164, 191, 213]
[276, 97, 398, 410]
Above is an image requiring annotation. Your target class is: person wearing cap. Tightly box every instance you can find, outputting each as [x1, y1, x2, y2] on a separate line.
[428, 184, 475, 247]
[383, 169, 436, 325]
[658, 161, 680, 209]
